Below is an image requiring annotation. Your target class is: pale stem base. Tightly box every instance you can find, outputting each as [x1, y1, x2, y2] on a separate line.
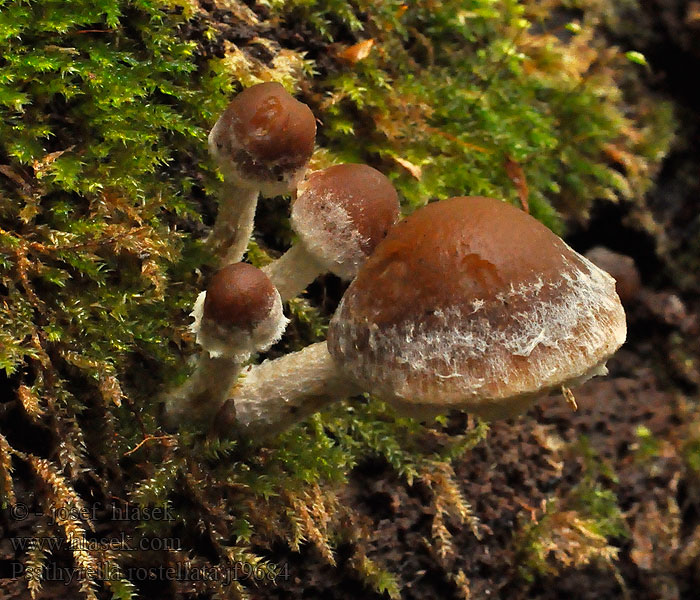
[213, 342, 362, 438]
[164, 354, 243, 428]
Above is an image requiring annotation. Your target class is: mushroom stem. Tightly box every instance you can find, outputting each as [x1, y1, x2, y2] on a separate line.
[208, 184, 259, 265]
[165, 354, 244, 429]
[213, 342, 362, 438]
[262, 243, 325, 301]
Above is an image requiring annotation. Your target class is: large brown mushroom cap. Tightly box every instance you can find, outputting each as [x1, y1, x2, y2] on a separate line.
[209, 82, 316, 195]
[327, 196, 627, 419]
[291, 164, 400, 280]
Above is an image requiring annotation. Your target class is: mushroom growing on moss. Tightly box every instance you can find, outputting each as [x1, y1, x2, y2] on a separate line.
[213, 196, 626, 437]
[208, 82, 316, 265]
[166, 263, 287, 427]
[263, 163, 400, 300]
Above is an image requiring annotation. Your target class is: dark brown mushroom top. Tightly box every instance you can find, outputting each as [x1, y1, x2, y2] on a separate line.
[328, 196, 626, 419]
[203, 263, 276, 330]
[585, 246, 642, 305]
[291, 164, 400, 279]
[210, 82, 316, 184]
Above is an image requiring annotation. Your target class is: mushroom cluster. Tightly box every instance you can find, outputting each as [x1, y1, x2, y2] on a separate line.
[166, 83, 400, 424]
[167, 83, 627, 438]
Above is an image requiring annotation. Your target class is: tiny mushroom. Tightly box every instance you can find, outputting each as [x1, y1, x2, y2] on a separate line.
[263, 163, 400, 300]
[165, 262, 288, 427]
[214, 196, 626, 437]
[584, 246, 642, 305]
[208, 82, 316, 265]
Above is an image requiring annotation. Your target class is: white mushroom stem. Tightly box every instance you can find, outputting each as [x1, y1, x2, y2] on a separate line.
[165, 354, 244, 428]
[262, 243, 326, 301]
[207, 184, 259, 265]
[213, 342, 362, 438]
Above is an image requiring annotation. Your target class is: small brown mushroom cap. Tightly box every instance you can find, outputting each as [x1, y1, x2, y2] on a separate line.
[204, 263, 276, 328]
[291, 164, 400, 280]
[209, 82, 316, 196]
[193, 263, 287, 359]
[584, 246, 642, 305]
[328, 196, 627, 419]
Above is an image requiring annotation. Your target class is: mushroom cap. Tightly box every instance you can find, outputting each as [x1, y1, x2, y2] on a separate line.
[208, 82, 316, 196]
[193, 263, 287, 359]
[327, 196, 627, 419]
[584, 246, 641, 305]
[291, 164, 400, 280]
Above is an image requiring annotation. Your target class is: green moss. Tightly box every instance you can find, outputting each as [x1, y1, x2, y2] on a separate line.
[269, 0, 674, 231]
[516, 437, 628, 583]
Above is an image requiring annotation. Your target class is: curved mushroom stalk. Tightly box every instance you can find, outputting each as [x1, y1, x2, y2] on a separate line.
[208, 82, 316, 266]
[207, 185, 259, 266]
[165, 354, 242, 428]
[261, 243, 326, 301]
[262, 164, 400, 301]
[213, 342, 362, 438]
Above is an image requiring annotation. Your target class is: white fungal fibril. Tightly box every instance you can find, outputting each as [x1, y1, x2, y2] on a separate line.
[291, 189, 369, 281]
[190, 289, 288, 361]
